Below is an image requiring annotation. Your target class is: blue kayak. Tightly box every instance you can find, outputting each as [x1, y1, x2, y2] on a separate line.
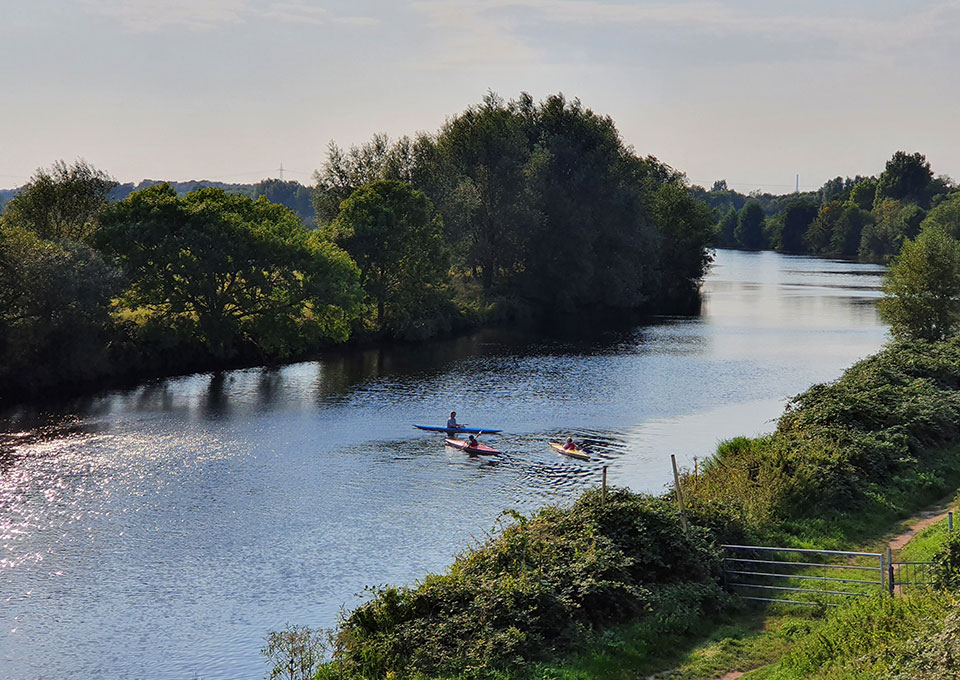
[414, 424, 502, 434]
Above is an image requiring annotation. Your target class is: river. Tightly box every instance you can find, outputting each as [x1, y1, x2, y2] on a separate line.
[0, 249, 886, 679]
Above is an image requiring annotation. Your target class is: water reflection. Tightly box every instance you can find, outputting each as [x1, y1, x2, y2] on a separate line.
[0, 250, 887, 680]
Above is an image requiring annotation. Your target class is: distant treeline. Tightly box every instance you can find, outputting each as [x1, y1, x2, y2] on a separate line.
[3, 178, 317, 226]
[0, 92, 714, 403]
[692, 151, 959, 262]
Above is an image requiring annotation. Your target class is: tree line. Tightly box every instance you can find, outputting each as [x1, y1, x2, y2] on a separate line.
[696, 151, 959, 263]
[0, 92, 714, 402]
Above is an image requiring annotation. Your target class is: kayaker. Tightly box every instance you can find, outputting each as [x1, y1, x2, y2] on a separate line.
[467, 435, 479, 448]
[563, 437, 578, 451]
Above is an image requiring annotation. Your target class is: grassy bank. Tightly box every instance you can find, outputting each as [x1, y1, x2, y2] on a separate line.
[297, 338, 960, 680]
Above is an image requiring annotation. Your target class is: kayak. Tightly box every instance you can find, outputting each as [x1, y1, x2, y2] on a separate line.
[444, 438, 501, 455]
[550, 441, 590, 461]
[414, 424, 502, 434]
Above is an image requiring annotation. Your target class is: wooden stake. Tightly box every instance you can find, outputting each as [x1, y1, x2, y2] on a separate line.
[671, 454, 689, 534]
[602, 466, 608, 506]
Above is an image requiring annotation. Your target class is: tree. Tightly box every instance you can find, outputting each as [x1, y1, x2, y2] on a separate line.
[920, 192, 960, 239]
[735, 201, 766, 249]
[652, 180, 715, 307]
[326, 180, 447, 334]
[828, 205, 873, 259]
[875, 151, 933, 207]
[253, 179, 316, 226]
[426, 92, 540, 292]
[261, 624, 326, 680]
[773, 198, 818, 253]
[849, 178, 877, 210]
[99, 185, 361, 358]
[313, 134, 424, 224]
[859, 199, 926, 263]
[717, 207, 738, 248]
[804, 201, 844, 255]
[1, 160, 117, 241]
[0, 224, 120, 394]
[878, 227, 960, 341]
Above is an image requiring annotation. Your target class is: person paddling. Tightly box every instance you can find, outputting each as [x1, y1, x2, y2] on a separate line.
[563, 437, 578, 451]
[447, 411, 462, 430]
[466, 435, 479, 448]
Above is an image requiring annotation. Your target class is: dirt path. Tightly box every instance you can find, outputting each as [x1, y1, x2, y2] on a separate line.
[888, 505, 953, 551]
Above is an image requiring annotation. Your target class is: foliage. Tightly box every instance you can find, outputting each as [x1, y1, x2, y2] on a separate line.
[803, 200, 844, 256]
[261, 624, 327, 680]
[100, 184, 361, 358]
[858, 198, 925, 263]
[921, 191, 960, 239]
[651, 180, 716, 308]
[1, 159, 117, 241]
[878, 227, 960, 341]
[317, 93, 713, 318]
[326, 180, 448, 335]
[771, 198, 818, 253]
[850, 178, 878, 211]
[717, 207, 738, 248]
[313, 134, 424, 224]
[735, 201, 766, 249]
[253, 179, 317, 226]
[764, 592, 953, 680]
[685, 338, 960, 537]
[931, 532, 960, 590]
[330, 489, 722, 679]
[0, 224, 121, 394]
[875, 150, 934, 207]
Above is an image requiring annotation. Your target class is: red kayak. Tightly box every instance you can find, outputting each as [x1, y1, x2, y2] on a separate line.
[444, 438, 501, 455]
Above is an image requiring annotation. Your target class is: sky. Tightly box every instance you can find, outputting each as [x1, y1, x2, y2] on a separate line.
[2, 0, 959, 193]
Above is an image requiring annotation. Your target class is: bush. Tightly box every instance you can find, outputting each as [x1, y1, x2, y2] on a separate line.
[932, 532, 960, 590]
[331, 489, 723, 678]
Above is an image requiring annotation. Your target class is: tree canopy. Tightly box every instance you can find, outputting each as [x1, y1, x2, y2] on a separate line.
[878, 227, 960, 342]
[2, 160, 117, 241]
[326, 180, 447, 335]
[100, 185, 361, 357]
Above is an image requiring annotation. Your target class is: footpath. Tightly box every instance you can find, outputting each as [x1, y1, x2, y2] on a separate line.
[644, 499, 956, 680]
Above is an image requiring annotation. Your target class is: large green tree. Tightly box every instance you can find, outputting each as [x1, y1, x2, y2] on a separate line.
[773, 198, 819, 253]
[326, 180, 447, 334]
[0, 224, 120, 393]
[878, 227, 960, 341]
[100, 185, 361, 357]
[920, 193, 960, 239]
[2, 160, 117, 242]
[717, 207, 738, 248]
[875, 151, 933, 207]
[735, 201, 766, 250]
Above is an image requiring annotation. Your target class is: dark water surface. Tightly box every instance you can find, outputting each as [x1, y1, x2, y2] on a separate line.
[0, 250, 886, 679]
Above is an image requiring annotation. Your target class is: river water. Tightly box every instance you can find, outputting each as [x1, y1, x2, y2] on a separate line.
[0, 249, 886, 679]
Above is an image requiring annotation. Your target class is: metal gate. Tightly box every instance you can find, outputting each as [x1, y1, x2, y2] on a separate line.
[723, 544, 936, 604]
[722, 544, 887, 605]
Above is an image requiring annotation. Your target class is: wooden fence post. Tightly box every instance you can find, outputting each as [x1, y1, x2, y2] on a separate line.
[671, 454, 689, 534]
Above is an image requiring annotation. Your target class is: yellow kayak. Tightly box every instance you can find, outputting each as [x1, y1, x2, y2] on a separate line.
[550, 441, 590, 461]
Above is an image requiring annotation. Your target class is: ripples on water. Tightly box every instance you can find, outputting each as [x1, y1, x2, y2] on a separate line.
[0, 251, 887, 679]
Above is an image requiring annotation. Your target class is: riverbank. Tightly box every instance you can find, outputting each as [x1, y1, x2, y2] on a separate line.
[310, 336, 960, 679]
[0, 250, 888, 680]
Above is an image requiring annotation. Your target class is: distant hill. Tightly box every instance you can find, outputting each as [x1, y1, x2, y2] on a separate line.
[2, 178, 317, 227]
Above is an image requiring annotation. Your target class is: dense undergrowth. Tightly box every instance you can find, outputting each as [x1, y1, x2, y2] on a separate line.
[308, 338, 960, 679]
[684, 338, 960, 545]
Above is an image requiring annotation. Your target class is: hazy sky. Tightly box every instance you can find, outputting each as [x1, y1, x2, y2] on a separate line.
[2, 0, 958, 193]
